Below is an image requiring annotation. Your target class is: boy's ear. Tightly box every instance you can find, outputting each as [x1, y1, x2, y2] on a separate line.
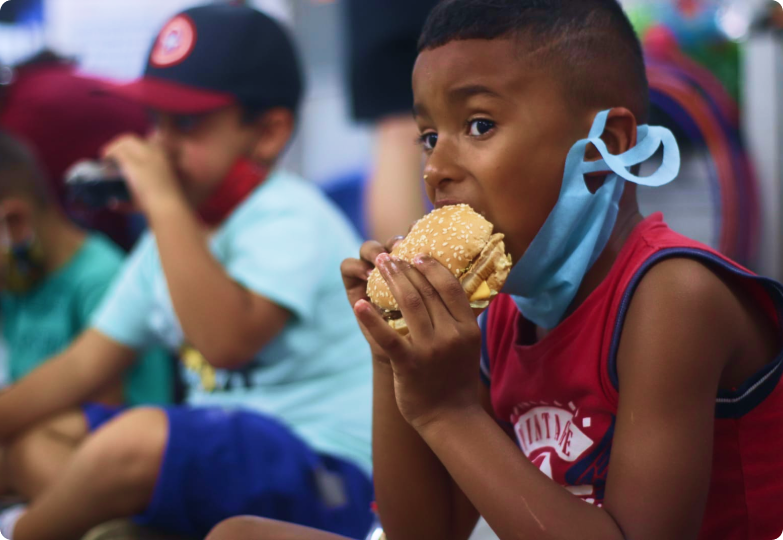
[584, 107, 638, 162]
[250, 108, 295, 165]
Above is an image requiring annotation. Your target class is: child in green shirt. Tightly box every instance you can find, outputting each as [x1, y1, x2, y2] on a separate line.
[0, 132, 171, 498]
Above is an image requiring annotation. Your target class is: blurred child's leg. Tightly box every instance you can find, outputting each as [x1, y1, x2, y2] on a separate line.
[12, 408, 166, 540]
[207, 517, 352, 540]
[122, 407, 372, 539]
[8, 407, 373, 540]
[5, 410, 88, 499]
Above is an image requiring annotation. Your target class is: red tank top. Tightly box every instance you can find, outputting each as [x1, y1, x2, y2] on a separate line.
[481, 213, 783, 539]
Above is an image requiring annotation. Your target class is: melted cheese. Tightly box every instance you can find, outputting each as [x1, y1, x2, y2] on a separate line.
[469, 281, 492, 302]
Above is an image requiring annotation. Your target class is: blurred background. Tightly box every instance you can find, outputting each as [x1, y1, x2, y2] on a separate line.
[1, 0, 782, 277]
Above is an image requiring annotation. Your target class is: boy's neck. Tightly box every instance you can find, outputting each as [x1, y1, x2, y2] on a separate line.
[536, 187, 643, 340]
[37, 209, 87, 275]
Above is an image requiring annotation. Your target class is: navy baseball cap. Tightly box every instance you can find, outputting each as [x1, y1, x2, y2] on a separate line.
[106, 4, 303, 115]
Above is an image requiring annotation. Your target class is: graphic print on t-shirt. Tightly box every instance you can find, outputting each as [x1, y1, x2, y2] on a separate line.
[510, 401, 615, 504]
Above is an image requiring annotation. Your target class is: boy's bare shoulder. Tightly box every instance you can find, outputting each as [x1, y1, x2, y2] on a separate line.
[636, 257, 735, 309]
[619, 257, 777, 387]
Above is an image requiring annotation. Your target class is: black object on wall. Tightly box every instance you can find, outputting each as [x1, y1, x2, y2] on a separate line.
[0, 0, 43, 24]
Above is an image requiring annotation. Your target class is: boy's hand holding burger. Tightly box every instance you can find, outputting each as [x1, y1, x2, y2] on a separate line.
[342, 204, 511, 429]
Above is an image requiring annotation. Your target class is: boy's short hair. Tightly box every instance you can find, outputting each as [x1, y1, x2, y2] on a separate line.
[0, 131, 52, 206]
[419, 0, 649, 124]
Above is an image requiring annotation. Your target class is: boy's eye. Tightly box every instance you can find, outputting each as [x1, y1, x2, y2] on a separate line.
[172, 114, 208, 133]
[468, 119, 495, 137]
[419, 132, 438, 151]
[147, 111, 206, 134]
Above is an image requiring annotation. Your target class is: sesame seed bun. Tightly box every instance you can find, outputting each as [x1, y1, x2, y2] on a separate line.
[366, 204, 512, 335]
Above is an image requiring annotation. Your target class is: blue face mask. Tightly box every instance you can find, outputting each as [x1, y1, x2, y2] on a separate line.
[502, 110, 681, 329]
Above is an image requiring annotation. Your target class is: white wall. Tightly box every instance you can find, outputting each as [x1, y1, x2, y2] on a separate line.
[0, 21, 45, 65]
[44, 0, 196, 79]
[290, 0, 372, 183]
[42, 0, 291, 80]
[744, 34, 783, 280]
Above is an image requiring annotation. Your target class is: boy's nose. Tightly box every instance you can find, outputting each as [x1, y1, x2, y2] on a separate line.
[423, 150, 465, 190]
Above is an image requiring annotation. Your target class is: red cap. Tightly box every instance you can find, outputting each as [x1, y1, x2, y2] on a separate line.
[0, 64, 149, 199]
[0, 63, 149, 250]
[100, 76, 235, 114]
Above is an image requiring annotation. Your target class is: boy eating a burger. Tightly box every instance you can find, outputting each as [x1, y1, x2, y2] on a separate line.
[336, 1, 783, 539]
[0, 5, 373, 540]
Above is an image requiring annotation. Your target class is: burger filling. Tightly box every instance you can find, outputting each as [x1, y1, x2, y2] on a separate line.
[380, 279, 494, 322]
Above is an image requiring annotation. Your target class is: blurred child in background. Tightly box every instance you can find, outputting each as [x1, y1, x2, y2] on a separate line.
[218, 1, 783, 539]
[344, 0, 438, 241]
[0, 132, 171, 503]
[0, 51, 150, 251]
[0, 5, 373, 540]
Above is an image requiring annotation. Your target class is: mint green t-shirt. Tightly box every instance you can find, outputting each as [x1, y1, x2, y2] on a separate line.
[93, 170, 372, 474]
[0, 234, 172, 405]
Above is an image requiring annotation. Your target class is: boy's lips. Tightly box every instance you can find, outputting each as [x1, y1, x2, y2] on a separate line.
[434, 198, 466, 209]
[434, 199, 488, 219]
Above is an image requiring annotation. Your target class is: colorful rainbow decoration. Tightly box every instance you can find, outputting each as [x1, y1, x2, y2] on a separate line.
[634, 5, 759, 265]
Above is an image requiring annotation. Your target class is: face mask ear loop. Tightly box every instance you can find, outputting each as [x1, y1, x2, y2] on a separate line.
[580, 109, 679, 186]
[586, 127, 680, 188]
[580, 125, 659, 176]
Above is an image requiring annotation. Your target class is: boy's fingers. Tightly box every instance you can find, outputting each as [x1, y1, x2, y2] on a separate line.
[103, 135, 131, 154]
[101, 135, 124, 156]
[341, 258, 374, 282]
[390, 255, 453, 327]
[359, 241, 387, 266]
[385, 236, 405, 252]
[147, 131, 164, 147]
[341, 259, 375, 308]
[103, 143, 133, 167]
[104, 136, 145, 163]
[413, 255, 476, 323]
[376, 254, 434, 340]
[354, 300, 410, 358]
[101, 141, 120, 159]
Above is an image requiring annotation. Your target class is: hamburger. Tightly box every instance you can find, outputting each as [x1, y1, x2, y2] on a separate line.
[367, 204, 512, 335]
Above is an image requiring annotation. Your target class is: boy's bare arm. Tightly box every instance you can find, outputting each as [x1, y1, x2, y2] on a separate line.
[601, 258, 760, 540]
[0, 329, 136, 442]
[360, 255, 750, 540]
[146, 192, 289, 368]
[343, 239, 480, 540]
[207, 516, 351, 540]
[372, 359, 480, 540]
[104, 136, 289, 369]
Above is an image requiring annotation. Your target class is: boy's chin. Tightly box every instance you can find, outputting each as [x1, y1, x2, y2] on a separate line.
[182, 182, 214, 206]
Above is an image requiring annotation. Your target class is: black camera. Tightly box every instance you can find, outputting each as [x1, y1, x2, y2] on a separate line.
[65, 161, 131, 209]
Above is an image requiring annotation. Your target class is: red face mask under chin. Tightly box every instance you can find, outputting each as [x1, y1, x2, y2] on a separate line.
[197, 159, 268, 226]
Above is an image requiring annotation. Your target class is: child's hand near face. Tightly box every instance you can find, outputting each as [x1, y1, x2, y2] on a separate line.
[102, 134, 183, 215]
[354, 253, 483, 431]
[341, 237, 403, 361]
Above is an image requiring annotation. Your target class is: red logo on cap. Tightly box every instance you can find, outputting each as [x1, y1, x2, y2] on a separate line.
[150, 15, 196, 68]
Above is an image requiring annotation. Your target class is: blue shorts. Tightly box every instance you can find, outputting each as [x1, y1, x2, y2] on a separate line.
[83, 404, 374, 539]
